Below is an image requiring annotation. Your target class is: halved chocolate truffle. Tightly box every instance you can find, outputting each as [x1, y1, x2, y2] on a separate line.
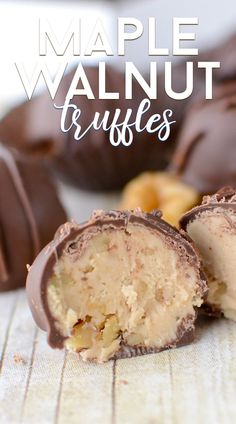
[0, 144, 67, 291]
[27, 209, 207, 363]
[170, 83, 236, 194]
[180, 187, 236, 320]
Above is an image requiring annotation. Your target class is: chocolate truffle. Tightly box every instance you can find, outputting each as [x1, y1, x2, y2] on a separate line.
[27, 209, 207, 363]
[170, 83, 236, 194]
[180, 187, 236, 320]
[0, 144, 66, 292]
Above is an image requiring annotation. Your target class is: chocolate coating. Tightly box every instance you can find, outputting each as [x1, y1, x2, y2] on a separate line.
[170, 82, 236, 194]
[27, 209, 207, 362]
[0, 145, 67, 291]
[180, 187, 236, 228]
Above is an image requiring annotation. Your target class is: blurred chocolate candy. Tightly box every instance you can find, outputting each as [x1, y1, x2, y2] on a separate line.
[170, 82, 236, 194]
[0, 145, 66, 291]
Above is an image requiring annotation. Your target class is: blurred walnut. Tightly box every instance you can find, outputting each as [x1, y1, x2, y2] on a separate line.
[120, 172, 200, 227]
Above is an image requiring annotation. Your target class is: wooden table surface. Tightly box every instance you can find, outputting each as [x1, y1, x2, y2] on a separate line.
[1, 289, 236, 424]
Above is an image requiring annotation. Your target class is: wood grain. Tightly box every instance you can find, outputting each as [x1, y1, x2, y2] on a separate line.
[1, 290, 236, 424]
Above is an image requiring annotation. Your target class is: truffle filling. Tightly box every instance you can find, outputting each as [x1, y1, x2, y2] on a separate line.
[186, 210, 236, 320]
[47, 224, 202, 362]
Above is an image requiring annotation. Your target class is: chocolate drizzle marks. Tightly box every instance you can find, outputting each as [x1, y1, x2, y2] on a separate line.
[171, 133, 205, 174]
[0, 226, 8, 284]
[0, 145, 40, 259]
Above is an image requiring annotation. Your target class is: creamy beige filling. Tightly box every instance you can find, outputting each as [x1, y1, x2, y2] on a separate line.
[186, 210, 236, 321]
[47, 224, 202, 362]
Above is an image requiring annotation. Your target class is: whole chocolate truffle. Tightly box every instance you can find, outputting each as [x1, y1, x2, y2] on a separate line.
[27, 209, 207, 363]
[170, 83, 236, 194]
[0, 145, 67, 291]
[180, 187, 236, 321]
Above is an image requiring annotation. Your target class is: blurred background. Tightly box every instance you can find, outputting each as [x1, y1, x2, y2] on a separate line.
[1, 0, 236, 221]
